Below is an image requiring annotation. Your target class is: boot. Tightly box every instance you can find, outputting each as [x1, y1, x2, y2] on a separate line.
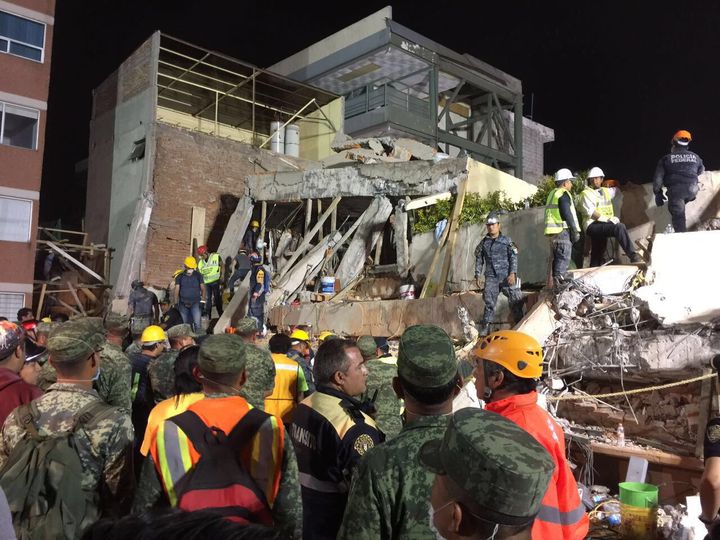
[629, 253, 642, 264]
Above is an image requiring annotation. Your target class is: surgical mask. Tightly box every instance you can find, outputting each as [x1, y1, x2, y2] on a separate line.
[185, 270, 193, 275]
[91, 368, 101, 383]
[427, 502, 447, 540]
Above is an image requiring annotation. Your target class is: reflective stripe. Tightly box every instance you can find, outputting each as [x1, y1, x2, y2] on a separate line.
[131, 372, 140, 401]
[198, 253, 221, 283]
[298, 472, 347, 493]
[544, 188, 579, 235]
[157, 421, 192, 506]
[276, 364, 301, 372]
[536, 502, 587, 525]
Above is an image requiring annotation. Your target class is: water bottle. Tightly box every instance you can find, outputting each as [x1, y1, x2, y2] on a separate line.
[616, 423, 625, 447]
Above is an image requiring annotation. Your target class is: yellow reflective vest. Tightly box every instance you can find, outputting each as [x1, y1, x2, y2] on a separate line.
[198, 253, 221, 284]
[265, 353, 305, 423]
[578, 187, 614, 230]
[544, 187, 579, 236]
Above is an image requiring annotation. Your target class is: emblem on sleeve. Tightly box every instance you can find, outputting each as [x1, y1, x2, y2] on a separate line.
[354, 434, 374, 455]
[707, 423, 720, 443]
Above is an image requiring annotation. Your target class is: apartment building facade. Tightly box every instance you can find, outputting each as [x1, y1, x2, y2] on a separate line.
[0, 0, 55, 318]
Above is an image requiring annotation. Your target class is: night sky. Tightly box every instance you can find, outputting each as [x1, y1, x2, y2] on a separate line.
[40, 1, 720, 226]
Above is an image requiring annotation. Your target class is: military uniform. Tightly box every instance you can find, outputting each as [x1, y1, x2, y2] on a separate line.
[339, 325, 458, 540]
[653, 146, 705, 232]
[147, 350, 178, 403]
[239, 343, 276, 410]
[474, 234, 523, 328]
[0, 319, 135, 520]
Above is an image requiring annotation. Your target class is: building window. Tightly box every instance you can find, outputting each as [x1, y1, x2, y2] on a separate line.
[0, 291, 25, 321]
[0, 10, 45, 62]
[0, 196, 32, 242]
[0, 102, 39, 150]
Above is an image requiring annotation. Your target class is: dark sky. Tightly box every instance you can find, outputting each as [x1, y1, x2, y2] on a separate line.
[41, 1, 720, 226]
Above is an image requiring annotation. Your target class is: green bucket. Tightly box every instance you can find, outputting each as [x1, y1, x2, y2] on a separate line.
[619, 482, 658, 508]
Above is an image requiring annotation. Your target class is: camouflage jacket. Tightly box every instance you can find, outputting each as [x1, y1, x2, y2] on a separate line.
[0, 383, 135, 515]
[240, 350, 276, 411]
[338, 414, 449, 540]
[364, 356, 402, 439]
[147, 350, 178, 403]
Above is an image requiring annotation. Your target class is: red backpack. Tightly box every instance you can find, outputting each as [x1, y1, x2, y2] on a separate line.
[169, 408, 273, 524]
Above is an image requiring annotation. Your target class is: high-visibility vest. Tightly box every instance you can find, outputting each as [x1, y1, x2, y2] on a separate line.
[265, 353, 303, 422]
[198, 253, 221, 284]
[485, 392, 589, 540]
[544, 188, 579, 236]
[149, 396, 285, 507]
[578, 187, 614, 230]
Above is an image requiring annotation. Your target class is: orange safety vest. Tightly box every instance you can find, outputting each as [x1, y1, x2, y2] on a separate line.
[265, 353, 301, 422]
[485, 392, 589, 540]
[149, 395, 285, 508]
[140, 392, 205, 456]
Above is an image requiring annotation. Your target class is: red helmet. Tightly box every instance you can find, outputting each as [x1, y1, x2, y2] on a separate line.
[21, 319, 38, 332]
[197, 245, 208, 256]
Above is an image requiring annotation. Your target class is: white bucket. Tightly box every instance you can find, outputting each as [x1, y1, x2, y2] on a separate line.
[270, 121, 285, 154]
[320, 276, 335, 295]
[285, 124, 300, 157]
[399, 284, 415, 300]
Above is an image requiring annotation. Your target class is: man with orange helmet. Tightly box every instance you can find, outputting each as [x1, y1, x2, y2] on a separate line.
[472, 330, 589, 540]
[653, 130, 704, 232]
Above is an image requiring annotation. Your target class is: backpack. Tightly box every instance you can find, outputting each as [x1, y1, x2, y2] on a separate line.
[169, 408, 274, 525]
[0, 400, 117, 540]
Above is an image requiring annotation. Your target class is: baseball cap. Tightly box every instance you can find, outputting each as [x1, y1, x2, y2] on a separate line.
[198, 334, 249, 374]
[356, 335, 378, 361]
[235, 317, 259, 334]
[47, 319, 105, 363]
[103, 312, 130, 332]
[397, 325, 457, 388]
[167, 323, 198, 339]
[240, 345, 276, 408]
[419, 408, 555, 525]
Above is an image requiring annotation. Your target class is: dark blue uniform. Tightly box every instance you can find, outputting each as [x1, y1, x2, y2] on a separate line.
[248, 263, 270, 330]
[653, 147, 704, 232]
[474, 234, 523, 327]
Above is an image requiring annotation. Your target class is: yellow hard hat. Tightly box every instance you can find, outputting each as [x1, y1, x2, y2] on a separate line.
[141, 325, 166, 344]
[318, 330, 335, 342]
[289, 329, 310, 342]
[184, 256, 197, 269]
[473, 330, 543, 379]
[250, 220, 260, 228]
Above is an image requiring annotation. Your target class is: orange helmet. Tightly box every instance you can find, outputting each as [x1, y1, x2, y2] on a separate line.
[672, 130, 692, 145]
[473, 330, 543, 379]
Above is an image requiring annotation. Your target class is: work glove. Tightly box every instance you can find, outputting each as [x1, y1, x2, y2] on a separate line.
[655, 192, 666, 207]
[609, 216, 620, 224]
[570, 230, 580, 244]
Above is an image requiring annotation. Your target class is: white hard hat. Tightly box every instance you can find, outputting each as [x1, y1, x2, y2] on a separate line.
[588, 166, 605, 179]
[554, 168, 575, 183]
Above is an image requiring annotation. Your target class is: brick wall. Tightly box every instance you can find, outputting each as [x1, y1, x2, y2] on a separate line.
[142, 123, 316, 288]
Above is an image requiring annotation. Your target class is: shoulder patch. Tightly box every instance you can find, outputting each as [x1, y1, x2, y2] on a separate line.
[509, 241, 519, 254]
[353, 433, 375, 456]
[707, 423, 720, 443]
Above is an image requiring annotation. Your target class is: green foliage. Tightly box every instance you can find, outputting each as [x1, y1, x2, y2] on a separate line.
[528, 170, 588, 207]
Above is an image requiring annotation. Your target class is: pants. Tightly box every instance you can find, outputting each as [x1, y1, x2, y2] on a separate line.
[482, 275, 524, 325]
[248, 294, 266, 329]
[204, 281, 223, 318]
[571, 231, 586, 270]
[227, 268, 250, 292]
[550, 230, 572, 278]
[178, 301, 202, 333]
[586, 221, 636, 267]
[667, 184, 699, 232]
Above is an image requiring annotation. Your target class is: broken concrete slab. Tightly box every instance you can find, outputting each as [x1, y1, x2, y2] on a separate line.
[390, 137, 437, 160]
[567, 265, 640, 296]
[514, 294, 559, 345]
[634, 231, 720, 326]
[214, 273, 250, 333]
[217, 196, 253, 266]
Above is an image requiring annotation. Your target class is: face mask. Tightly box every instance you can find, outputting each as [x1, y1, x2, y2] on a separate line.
[91, 368, 101, 383]
[185, 270, 193, 275]
[427, 502, 448, 540]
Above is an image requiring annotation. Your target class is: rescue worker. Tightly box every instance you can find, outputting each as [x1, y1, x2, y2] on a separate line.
[699, 355, 720, 533]
[356, 335, 402, 439]
[265, 333, 308, 423]
[0, 321, 42, 425]
[248, 252, 269, 332]
[578, 167, 641, 266]
[196, 245, 223, 319]
[545, 168, 581, 282]
[128, 280, 159, 335]
[228, 249, 252, 293]
[158, 299, 183, 330]
[290, 338, 384, 539]
[421, 408, 556, 540]
[238, 343, 276, 410]
[472, 330, 589, 539]
[243, 220, 261, 252]
[135, 334, 301, 538]
[173, 256, 205, 333]
[653, 130, 705, 232]
[288, 329, 315, 394]
[147, 323, 196, 403]
[233, 317, 259, 343]
[474, 214, 523, 335]
[339, 325, 462, 539]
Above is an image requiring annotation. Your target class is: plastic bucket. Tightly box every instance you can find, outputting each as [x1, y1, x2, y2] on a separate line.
[399, 284, 415, 300]
[320, 276, 335, 294]
[619, 482, 657, 539]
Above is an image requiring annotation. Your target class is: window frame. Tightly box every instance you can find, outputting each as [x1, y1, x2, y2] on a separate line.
[0, 101, 40, 150]
[0, 195, 33, 243]
[0, 9, 46, 63]
[0, 291, 26, 321]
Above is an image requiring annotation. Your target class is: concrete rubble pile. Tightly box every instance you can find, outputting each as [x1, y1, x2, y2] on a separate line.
[322, 134, 439, 166]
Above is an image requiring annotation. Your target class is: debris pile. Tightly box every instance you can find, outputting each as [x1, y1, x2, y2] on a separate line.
[322, 134, 439, 166]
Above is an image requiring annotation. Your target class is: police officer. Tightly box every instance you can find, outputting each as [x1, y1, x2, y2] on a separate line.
[474, 214, 523, 335]
[700, 355, 720, 533]
[290, 338, 384, 539]
[248, 252, 269, 332]
[128, 280, 159, 335]
[196, 245, 223, 318]
[545, 168, 581, 282]
[653, 130, 705, 232]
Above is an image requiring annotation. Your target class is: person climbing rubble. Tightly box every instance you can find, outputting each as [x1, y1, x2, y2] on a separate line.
[578, 166, 641, 266]
[545, 168, 582, 283]
[474, 213, 524, 335]
[196, 245, 223, 319]
[242, 219, 261, 252]
[248, 251, 269, 334]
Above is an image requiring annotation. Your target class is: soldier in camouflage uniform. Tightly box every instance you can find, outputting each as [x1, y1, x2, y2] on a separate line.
[234, 317, 259, 343]
[474, 214, 524, 335]
[32, 320, 53, 366]
[356, 335, 402, 439]
[338, 325, 461, 540]
[0, 318, 135, 519]
[38, 315, 132, 410]
[147, 323, 196, 403]
[420, 408, 555, 539]
[238, 342, 275, 410]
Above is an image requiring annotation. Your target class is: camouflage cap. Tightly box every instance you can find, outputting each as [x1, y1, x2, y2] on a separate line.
[167, 323, 197, 339]
[35, 321, 56, 335]
[397, 325, 457, 388]
[236, 317, 259, 334]
[103, 312, 130, 332]
[197, 334, 248, 374]
[356, 335, 378, 361]
[419, 408, 555, 524]
[241, 344, 276, 408]
[47, 318, 105, 363]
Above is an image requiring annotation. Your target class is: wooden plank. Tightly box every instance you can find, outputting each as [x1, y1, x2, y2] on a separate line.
[419, 220, 450, 298]
[260, 201, 267, 261]
[393, 200, 410, 278]
[405, 191, 452, 211]
[304, 199, 312, 237]
[374, 229, 384, 265]
[55, 298, 82, 316]
[329, 272, 365, 304]
[696, 368, 713, 458]
[214, 273, 250, 334]
[588, 440, 703, 472]
[79, 287, 98, 303]
[317, 200, 323, 239]
[437, 178, 468, 296]
[67, 282, 87, 315]
[190, 206, 206, 252]
[216, 196, 253, 266]
[46, 241, 103, 282]
[331, 205, 338, 233]
[37, 284, 47, 318]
